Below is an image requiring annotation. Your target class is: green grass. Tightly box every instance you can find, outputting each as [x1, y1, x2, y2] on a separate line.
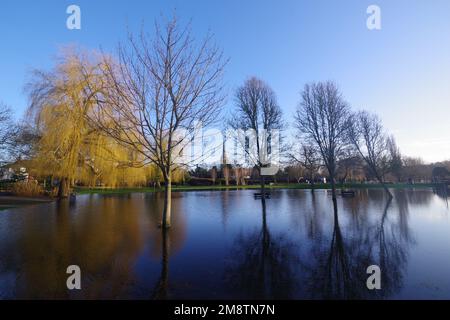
[74, 182, 437, 195]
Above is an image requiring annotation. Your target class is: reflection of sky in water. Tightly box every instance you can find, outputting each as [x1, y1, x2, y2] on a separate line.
[0, 188, 450, 299]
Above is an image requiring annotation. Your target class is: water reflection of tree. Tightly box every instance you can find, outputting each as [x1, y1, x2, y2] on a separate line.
[4, 193, 187, 299]
[10, 196, 144, 298]
[393, 190, 418, 243]
[151, 229, 170, 300]
[302, 197, 412, 299]
[375, 198, 407, 297]
[146, 192, 187, 300]
[146, 192, 186, 259]
[303, 200, 364, 299]
[224, 200, 300, 299]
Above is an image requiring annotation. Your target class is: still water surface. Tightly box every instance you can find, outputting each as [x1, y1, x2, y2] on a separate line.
[0, 188, 449, 299]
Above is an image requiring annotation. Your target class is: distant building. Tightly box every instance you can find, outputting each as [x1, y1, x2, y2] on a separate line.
[0, 161, 31, 182]
[0, 167, 15, 181]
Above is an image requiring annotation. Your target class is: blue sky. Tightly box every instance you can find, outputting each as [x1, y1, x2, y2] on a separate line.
[1, 0, 450, 162]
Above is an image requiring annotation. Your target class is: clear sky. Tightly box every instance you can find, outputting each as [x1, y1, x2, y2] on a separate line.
[1, 0, 449, 162]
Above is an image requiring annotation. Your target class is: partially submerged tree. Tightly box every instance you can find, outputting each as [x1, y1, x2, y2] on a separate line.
[295, 81, 350, 200]
[231, 77, 283, 200]
[347, 111, 392, 197]
[87, 17, 227, 228]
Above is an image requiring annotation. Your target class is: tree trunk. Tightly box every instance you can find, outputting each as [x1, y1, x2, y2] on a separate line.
[223, 166, 229, 186]
[375, 173, 393, 198]
[260, 169, 266, 204]
[57, 177, 70, 199]
[153, 228, 170, 299]
[310, 173, 315, 191]
[162, 177, 172, 228]
[330, 172, 337, 201]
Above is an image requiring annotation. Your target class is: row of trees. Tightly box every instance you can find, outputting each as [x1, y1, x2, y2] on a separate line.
[1, 17, 226, 229]
[293, 81, 404, 200]
[0, 16, 447, 228]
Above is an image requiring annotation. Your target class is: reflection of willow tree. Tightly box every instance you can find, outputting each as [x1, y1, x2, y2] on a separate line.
[13, 196, 144, 298]
[7, 193, 187, 299]
[302, 198, 412, 299]
[224, 201, 299, 299]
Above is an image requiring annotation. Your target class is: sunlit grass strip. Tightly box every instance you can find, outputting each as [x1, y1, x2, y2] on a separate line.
[74, 182, 437, 195]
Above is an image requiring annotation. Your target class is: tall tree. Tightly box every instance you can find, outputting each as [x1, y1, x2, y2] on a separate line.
[295, 81, 350, 201]
[26, 53, 101, 197]
[231, 77, 283, 201]
[347, 110, 392, 197]
[87, 16, 227, 228]
[26, 51, 152, 196]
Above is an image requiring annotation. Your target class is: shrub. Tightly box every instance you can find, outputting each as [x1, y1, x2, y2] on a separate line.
[10, 181, 45, 197]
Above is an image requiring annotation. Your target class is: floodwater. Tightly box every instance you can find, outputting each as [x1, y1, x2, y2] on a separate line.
[0, 188, 449, 299]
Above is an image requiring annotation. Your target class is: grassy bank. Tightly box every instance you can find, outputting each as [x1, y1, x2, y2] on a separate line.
[74, 182, 437, 195]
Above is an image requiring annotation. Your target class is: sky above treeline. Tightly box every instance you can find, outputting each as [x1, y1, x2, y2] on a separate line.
[1, 0, 449, 163]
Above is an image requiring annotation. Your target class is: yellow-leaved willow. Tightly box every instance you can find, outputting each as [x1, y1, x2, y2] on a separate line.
[26, 50, 173, 197]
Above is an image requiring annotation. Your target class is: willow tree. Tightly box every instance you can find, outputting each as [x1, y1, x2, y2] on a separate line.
[26, 53, 99, 197]
[80, 135, 160, 187]
[87, 17, 227, 228]
[26, 51, 154, 196]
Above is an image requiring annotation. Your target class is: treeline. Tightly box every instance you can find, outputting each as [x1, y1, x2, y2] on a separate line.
[187, 157, 450, 187]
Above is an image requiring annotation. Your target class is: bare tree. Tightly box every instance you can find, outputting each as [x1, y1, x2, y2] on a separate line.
[86, 17, 227, 228]
[295, 81, 350, 201]
[347, 111, 392, 197]
[8, 123, 40, 161]
[289, 144, 320, 189]
[0, 103, 15, 164]
[230, 77, 283, 200]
